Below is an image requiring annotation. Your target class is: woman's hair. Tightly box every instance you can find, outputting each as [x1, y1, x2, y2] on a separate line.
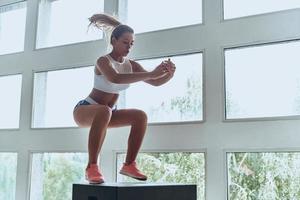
[88, 13, 134, 43]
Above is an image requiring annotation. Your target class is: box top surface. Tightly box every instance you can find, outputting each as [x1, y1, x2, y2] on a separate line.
[74, 182, 197, 188]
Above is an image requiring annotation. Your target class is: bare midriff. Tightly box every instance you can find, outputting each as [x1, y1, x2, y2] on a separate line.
[88, 88, 119, 108]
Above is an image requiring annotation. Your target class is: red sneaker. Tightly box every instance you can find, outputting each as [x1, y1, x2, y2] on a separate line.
[85, 164, 105, 184]
[119, 161, 147, 181]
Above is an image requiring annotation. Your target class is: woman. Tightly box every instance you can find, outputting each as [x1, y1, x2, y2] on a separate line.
[73, 13, 176, 184]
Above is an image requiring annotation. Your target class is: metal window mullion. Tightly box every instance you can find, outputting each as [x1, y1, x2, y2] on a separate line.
[23, 0, 39, 51]
[35, 0, 52, 49]
[104, 0, 118, 16]
[117, 0, 128, 23]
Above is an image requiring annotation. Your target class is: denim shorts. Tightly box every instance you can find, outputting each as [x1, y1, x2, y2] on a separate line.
[74, 100, 91, 110]
[74, 99, 117, 111]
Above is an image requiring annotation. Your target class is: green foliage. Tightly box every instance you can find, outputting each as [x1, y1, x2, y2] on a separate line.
[148, 74, 202, 121]
[119, 152, 205, 200]
[170, 75, 202, 119]
[228, 152, 300, 200]
[9, 151, 300, 200]
[0, 153, 17, 200]
[34, 153, 87, 200]
[225, 90, 243, 118]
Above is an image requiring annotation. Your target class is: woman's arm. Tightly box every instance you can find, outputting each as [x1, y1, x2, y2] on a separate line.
[130, 60, 176, 86]
[96, 57, 166, 84]
[149, 72, 174, 86]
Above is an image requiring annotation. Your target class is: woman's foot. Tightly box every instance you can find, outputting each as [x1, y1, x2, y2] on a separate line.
[119, 161, 147, 181]
[85, 164, 105, 184]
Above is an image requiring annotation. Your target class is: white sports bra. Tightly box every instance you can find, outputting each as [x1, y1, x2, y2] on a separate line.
[93, 55, 132, 94]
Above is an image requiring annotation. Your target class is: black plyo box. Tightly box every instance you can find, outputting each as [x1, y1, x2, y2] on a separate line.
[73, 182, 197, 200]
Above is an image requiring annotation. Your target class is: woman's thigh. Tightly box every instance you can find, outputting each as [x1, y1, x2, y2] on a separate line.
[108, 109, 148, 128]
[73, 104, 112, 127]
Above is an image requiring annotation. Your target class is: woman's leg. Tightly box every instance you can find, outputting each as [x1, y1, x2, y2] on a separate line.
[73, 105, 112, 165]
[74, 107, 148, 165]
[108, 109, 148, 164]
[108, 109, 148, 180]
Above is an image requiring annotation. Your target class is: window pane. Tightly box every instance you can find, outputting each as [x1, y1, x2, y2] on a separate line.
[29, 153, 88, 200]
[123, 0, 202, 33]
[36, 0, 103, 48]
[32, 67, 93, 128]
[228, 152, 300, 200]
[0, 1, 26, 55]
[117, 152, 205, 200]
[0, 74, 22, 129]
[122, 54, 203, 123]
[224, 0, 300, 19]
[225, 41, 300, 119]
[0, 153, 17, 200]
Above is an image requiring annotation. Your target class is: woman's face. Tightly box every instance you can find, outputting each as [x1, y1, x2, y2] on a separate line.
[112, 32, 134, 56]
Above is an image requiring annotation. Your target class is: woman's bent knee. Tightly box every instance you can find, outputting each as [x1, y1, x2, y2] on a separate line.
[134, 110, 148, 124]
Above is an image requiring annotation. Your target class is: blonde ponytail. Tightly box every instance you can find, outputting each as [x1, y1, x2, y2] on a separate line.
[88, 13, 134, 51]
[88, 13, 121, 31]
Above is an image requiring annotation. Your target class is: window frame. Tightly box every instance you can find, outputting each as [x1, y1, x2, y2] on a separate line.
[0, 0, 27, 56]
[30, 64, 95, 129]
[34, 0, 105, 50]
[0, 0, 25, 7]
[127, 51, 206, 125]
[114, 149, 207, 199]
[0, 73, 23, 130]
[222, 39, 300, 122]
[225, 148, 300, 200]
[28, 150, 88, 200]
[118, 0, 204, 34]
[221, 0, 300, 21]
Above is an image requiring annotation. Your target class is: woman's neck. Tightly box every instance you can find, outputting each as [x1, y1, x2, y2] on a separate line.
[109, 51, 124, 63]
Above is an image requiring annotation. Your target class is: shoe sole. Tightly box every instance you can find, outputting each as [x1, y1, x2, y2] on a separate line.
[119, 171, 147, 181]
[88, 180, 104, 184]
[85, 176, 105, 184]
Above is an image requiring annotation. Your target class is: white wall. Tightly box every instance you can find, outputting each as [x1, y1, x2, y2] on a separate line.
[1, 0, 300, 199]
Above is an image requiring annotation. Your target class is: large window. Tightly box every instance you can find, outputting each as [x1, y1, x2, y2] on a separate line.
[0, 74, 22, 129]
[224, 0, 300, 20]
[227, 152, 300, 200]
[122, 53, 203, 123]
[32, 67, 93, 128]
[121, 0, 202, 33]
[0, 153, 17, 200]
[29, 153, 88, 200]
[0, 1, 27, 55]
[225, 41, 300, 120]
[36, 0, 104, 48]
[117, 152, 205, 200]
[32, 53, 202, 127]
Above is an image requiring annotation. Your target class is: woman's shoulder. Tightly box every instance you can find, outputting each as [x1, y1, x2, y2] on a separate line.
[96, 55, 110, 66]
